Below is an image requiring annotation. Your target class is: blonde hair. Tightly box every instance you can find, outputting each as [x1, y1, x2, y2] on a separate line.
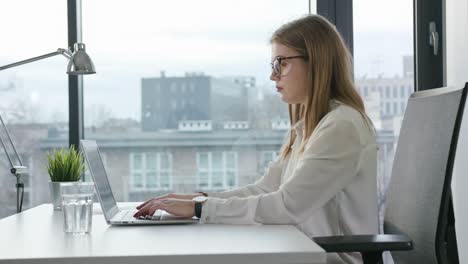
[271, 14, 373, 159]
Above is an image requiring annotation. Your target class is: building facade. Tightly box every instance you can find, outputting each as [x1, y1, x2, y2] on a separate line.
[141, 72, 252, 131]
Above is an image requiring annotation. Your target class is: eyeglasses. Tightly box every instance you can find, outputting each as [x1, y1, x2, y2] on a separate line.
[270, 55, 308, 77]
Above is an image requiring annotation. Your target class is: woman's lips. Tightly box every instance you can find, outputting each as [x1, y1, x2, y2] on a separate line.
[276, 86, 283, 91]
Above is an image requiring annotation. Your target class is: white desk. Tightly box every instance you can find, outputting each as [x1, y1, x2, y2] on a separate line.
[0, 203, 326, 264]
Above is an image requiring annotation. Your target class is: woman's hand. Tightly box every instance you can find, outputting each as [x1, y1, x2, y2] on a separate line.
[133, 198, 195, 218]
[136, 193, 202, 210]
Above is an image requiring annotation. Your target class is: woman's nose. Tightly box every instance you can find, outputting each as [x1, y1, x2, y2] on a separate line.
[270, 70, 279, 81]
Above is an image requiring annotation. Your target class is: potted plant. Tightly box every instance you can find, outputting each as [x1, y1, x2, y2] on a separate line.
[46, 146, 85, 210]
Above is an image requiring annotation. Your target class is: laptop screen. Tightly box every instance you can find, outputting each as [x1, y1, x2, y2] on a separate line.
[80, 140, 119, 221]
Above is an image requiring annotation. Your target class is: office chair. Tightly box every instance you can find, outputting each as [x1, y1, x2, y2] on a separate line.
[313, 83, 467, 264]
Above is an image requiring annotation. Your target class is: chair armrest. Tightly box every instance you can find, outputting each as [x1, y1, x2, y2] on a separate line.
[313, 234, 413, 253]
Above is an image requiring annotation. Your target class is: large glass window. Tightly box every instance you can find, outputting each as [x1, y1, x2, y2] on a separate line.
[80, 0, 311, 202]
[353, 0, 414, 225]
[0, 1, 68, 219]
[196, 152, 238, 190]
[130, 152, 173, 191]
[260, 151, 278, 174]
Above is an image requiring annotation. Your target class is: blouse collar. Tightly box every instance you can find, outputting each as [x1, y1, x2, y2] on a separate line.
[290, 99, 342, 137]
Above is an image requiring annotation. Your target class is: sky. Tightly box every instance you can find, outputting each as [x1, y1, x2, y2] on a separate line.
[0, 0, 413, 124]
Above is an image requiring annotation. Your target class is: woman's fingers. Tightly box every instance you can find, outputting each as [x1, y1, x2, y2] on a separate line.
[136, 198, 156, 209]
[136, 193, 198, 210]
[136, 199, 151, 210]
[134, 201, 155, 217]
[148, 201, 171, 216]
[147, 204, 161, 217]
[134, 199, 168, 218]
[134, 199, 196, 218]
[136, 194, 170, 209]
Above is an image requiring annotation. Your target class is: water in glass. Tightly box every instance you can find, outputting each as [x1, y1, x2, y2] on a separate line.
[62, 193, 93, 234]
[61, 182, 94, 234]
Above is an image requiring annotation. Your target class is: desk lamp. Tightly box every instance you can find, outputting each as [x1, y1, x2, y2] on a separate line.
[0, 43, 96, 213]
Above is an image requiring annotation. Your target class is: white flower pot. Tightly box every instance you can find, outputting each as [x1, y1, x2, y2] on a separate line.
[49, 181, 79, 210]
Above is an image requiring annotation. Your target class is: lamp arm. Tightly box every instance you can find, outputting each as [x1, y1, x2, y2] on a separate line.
[0, 113, 28, 213]
[0, 114, 20, 168]
[0, 113, 29, 174]
[0, 48, 72, 71]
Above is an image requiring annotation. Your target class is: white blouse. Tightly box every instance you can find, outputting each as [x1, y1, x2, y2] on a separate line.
[201, 101, 379, 264]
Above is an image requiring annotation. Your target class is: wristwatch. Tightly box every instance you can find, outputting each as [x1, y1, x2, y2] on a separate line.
[192, 195, 208, 218]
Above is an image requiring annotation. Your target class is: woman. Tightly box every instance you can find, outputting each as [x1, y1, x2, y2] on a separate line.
[135, 14, 378, 264]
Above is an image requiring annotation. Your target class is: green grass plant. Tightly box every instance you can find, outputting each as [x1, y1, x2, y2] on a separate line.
[46, 146, 84, 182]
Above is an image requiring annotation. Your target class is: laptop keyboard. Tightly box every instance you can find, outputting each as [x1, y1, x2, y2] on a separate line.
[120, 210, 163, 221]
[121, 210, 137, 221]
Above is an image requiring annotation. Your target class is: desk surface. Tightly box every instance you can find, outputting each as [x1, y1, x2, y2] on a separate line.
[0, 203, 325, 264]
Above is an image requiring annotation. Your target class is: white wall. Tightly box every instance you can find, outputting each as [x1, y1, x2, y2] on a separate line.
[445, 0, 468, 262]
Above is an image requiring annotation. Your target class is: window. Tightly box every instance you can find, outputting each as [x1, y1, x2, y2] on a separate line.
[225, 152, 237, 187]
[189, 83, 195, 93]
[170, 83, 177, 93]
[212, 153, 223, 188]
[364, 86, 369, 97]
[130, 152, 172, 190]
[81, 0, 309, 202]
[131, 153, 144, 188]
[0, 1, 68, 219]
[159, 153, 171, 189]
[196, 152, 238, 190]
[354, 0, 414, 227]
[171, 100, 177, 110]
[260, 151, 277, 174]
[197, 153, 210, 188]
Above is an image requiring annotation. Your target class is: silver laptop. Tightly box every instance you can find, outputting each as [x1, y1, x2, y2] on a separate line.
[80, 140, 198, 225]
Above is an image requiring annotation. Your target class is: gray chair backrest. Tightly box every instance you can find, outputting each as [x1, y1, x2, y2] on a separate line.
[384, 85, 467, 263]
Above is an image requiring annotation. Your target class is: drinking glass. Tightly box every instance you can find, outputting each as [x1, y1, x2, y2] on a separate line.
[61, 182, 95, 234]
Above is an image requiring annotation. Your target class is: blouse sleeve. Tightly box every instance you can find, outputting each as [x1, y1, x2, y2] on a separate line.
[206, 157, 284, 199]
[200, 119, 363, 225]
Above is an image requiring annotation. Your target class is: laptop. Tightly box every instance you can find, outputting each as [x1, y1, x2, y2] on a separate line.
[80, 140, 198, 225]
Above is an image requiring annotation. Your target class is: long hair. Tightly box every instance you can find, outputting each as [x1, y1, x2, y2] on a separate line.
[271, 15, 373, 159]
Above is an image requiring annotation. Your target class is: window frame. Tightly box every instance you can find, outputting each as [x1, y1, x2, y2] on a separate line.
[129, 152, 173, 191]
[260, 151, 278, 173]
[67, 0, 84, 151]
[196, 151, 238, 191]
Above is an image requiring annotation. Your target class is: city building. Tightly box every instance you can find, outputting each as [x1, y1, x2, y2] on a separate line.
[141, 72, 253, 131]
[356, 76, 413, 118]
[355, 56, 414, 132]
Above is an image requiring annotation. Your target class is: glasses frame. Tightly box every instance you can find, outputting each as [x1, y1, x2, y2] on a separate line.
[271, 55, 308, 77]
